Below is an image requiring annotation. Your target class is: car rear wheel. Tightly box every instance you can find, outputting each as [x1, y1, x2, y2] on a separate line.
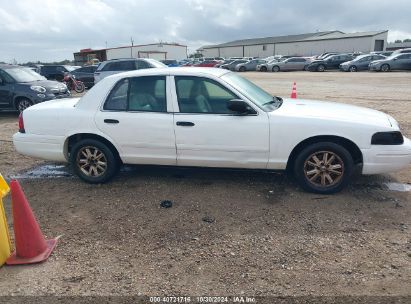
[293, 142, 353, 194]
[16, 98, 32, 113]
[381, 64, 390, 72]
[261, 66, 267, 72]
[272, 66, 280, 72]
[317, 64, 326, 72]
[349, 66, 357, 72]
[303, 65, 309, 71]
[70, 139, 119, 183]
[239, 66, 246, 72]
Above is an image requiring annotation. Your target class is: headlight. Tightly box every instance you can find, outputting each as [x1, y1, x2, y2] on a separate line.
[371, 131, 404, 145]
[30, 85, 46, 93]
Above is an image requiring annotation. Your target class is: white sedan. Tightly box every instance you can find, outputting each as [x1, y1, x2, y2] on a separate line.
[13, 68, 411, 193]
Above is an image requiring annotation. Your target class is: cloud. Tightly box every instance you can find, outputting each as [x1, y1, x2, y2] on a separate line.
[0, 0, 410, 63]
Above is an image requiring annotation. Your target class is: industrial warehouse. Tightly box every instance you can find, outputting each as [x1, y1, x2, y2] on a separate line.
[73, 42, 188, 66]
[198, 30, 388, 58]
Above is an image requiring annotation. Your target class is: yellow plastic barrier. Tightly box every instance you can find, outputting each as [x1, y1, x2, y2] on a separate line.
[0, 174, 11, 266]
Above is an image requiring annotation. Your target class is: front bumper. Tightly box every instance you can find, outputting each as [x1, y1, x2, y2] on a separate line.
[362, 136, 411, 174]
[369, 65, 380, 71]
[13, 132, 67, 162]
[339, 65, 349, 71]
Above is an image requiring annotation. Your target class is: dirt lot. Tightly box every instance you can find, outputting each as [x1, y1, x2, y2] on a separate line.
[0, 71, 410, 302]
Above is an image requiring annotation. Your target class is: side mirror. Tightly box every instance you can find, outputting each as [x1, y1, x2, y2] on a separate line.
[393, 57, 398, 61]
[227, 99, 255, 115]
[0, 78, 3, 85]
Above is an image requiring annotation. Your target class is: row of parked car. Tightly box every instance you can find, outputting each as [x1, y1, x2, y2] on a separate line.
[194, 49, 411, 73]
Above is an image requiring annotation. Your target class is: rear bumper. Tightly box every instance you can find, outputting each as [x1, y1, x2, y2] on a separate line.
[13, 132, 67, 162]
[362, 136, 411, 174]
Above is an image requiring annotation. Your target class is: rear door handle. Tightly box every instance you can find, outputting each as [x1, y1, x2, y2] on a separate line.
[176, 121, 195, 127]
[104, 119, 119, 124]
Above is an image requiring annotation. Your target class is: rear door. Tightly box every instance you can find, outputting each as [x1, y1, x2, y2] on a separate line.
[94, 75, 176, 165]
[172, 75, 269, 168]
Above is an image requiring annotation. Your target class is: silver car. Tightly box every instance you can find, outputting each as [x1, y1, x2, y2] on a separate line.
[94, 58, 166, 83]
[268, 57, 311, 72]
[235, 59, 267, 72]
[369, 53, 411, 72]
[256, 59, 281, 72]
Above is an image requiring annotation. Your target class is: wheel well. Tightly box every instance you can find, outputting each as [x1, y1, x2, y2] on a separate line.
[14, 96, 32, 109]
[286, 135, 363, 172]
[65, 133, 121, 163]
[272, 65, 279, 70]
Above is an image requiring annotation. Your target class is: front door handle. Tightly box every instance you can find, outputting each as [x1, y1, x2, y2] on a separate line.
[104, 119, 119, 124]
[176, 121, 195, 127]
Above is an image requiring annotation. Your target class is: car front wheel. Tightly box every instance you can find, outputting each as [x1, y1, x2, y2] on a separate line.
[317, 64, 326, 72]
[293, 142, 353, 194]
[349, 66, 357, 72]
[70, 139, 119, 183]
[381, 64, 390, 72]
[272, 66, 280, 72]
[16, 98, 32, 113]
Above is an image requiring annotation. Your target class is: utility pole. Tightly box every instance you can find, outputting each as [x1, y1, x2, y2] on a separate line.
[130, 37, 134, 57]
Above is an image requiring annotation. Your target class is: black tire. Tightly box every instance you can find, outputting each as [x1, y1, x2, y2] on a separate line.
[293, 142, 354, 194]
[381, 64, 390, 72]
[349, 65, 357, 72]
[16, 98, 33, 113]
[239, 66, 246, 72]
[261, 66, 267, 72]
[303, 65, 309, 71]
[317, 64, 326, 72]
[272, 66, 280, 72]
[70, 139, 119, 183]
[74, 82, 85, 93]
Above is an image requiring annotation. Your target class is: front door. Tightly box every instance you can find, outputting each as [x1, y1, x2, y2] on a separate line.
[95, 75, 176, 165]
[172, 76, 269, 168]
[0, 70, 14, 108]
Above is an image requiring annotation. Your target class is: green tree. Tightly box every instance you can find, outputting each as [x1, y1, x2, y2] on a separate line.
[394, 39, 402, 43]
[403, 38, 411, 42]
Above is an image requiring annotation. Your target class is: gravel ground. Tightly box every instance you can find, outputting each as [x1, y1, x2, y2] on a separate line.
[0, 71, 410, 302]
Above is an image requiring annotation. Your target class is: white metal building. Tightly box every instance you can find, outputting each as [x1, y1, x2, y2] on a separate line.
[106, 43, 187, 61]
[74, 43, 187, 65]
[199, 30, 388, 58]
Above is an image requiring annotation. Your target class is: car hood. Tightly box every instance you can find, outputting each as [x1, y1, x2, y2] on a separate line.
[275, 98, 392, 128]
[22, 80, 67, 90]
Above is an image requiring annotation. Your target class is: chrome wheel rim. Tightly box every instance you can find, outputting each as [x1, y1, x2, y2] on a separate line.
[381, 65, 389, 72]
[318, 65, 325, 72]
[304, 151, 344, 187]
[349, 66, 356, 72]
[17, 100, 31, 112]
[77, 146, 107, 177]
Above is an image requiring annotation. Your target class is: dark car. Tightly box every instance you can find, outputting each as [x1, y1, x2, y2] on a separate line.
[340, 54, 386, 72]
[307, 54, 354, 72]
[161, 60, 179, 67]
[40, 65, 77, 81]
[70, 65, 98, 88]
[0, 64, 70, 112]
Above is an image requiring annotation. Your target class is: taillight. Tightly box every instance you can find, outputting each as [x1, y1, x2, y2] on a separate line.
[18, 113, 25, 133]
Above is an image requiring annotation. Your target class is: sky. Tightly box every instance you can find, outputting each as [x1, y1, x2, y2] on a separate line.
[0, 0, 410, 63]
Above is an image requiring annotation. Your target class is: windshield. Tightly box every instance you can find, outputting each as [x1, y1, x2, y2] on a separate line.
[222, 72, 281, 111]
[5, 67, 46, 82]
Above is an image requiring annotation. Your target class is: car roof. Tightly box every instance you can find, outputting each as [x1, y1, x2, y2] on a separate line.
[0, 64, 23, 69]
[107, 67, 230, 80]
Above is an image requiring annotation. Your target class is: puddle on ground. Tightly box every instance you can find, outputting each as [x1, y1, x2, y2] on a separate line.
[10, 164, 72, 179]
[384, 182, 411, 192]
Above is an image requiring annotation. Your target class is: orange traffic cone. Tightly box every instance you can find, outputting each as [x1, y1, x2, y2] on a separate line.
[291, 82, 297, 99]
[6, 180, 57, 265]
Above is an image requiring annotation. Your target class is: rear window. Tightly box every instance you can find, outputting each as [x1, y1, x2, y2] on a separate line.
[102, 61, 136, 72]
